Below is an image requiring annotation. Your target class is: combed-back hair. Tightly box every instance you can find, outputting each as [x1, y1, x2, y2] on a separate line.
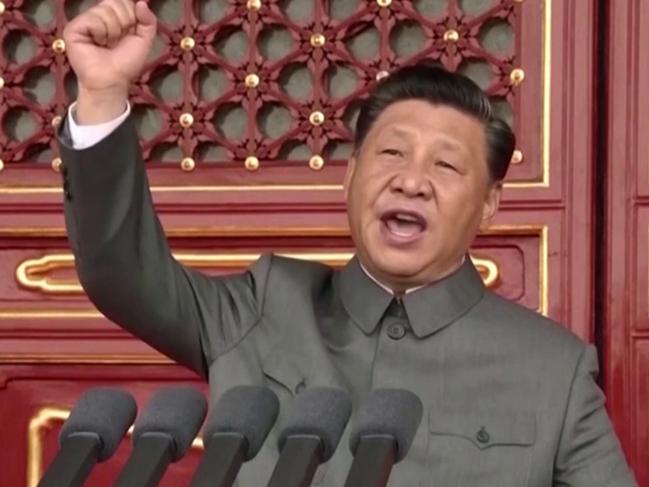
[354, 62, 515, 182]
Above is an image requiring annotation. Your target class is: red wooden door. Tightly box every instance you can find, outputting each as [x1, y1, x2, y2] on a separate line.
[604, 1, 649, 484]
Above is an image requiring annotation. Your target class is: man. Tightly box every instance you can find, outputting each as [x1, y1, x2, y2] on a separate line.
[58, 0, 636, 485]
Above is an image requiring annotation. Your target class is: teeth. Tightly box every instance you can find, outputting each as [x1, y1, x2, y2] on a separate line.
[395, 212, 418, 223]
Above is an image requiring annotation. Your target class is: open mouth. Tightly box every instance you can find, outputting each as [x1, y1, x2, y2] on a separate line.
[380, 209, 427, 241]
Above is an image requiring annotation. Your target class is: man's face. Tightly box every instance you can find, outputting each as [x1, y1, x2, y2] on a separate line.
[344, 100, 501, 290]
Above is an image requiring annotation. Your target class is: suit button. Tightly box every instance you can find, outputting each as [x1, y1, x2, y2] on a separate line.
[476, 427, 490, 444]
[387, 323, 406, 340]
[294, 380, 306, 394]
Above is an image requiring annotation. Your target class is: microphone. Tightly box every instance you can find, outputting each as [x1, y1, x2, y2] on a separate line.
[189, 386, 279, 487]
[344, 388, 423, 487]
[114, 386, 207, 487]
[37, 388, 136, 487]
[267, 387, 352, 487]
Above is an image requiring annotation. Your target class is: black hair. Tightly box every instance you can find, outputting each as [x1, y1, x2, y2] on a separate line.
[354, 62, 515, 182]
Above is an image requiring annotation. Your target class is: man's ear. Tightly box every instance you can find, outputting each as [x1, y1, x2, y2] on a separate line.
[343, 153, 357, 200]
[479, 181, 502, 231]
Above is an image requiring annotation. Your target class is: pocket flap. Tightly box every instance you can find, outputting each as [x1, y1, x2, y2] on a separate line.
[261, 347, 307, 396]
[428, 407, 536, 449]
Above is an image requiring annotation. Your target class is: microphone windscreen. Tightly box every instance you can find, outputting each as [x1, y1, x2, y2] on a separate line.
[349, 388, 423, 462]
[133, 387, 207, 461]
[59, 388, 137, 462]
[278, 387, 352, 462]
[206, 386, 279, 460]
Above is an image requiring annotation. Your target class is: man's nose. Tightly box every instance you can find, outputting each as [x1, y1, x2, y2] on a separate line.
[390, 164, 433, 200]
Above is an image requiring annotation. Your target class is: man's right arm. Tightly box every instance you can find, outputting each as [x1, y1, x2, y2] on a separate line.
[59, 0, 267, 376]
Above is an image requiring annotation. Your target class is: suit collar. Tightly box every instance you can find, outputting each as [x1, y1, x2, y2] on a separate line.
[339, 255, 485, 338]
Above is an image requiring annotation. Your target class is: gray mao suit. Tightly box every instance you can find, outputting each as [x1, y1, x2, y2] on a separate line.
[58, 115, 636, 486]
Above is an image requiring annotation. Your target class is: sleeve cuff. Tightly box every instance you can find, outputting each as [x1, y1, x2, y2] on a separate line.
[67, 101, 131, 150]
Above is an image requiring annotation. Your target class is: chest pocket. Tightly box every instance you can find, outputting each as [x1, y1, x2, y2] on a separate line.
[427, 407, 535, 487]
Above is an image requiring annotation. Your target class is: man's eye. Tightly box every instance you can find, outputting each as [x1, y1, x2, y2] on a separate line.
[436, 160, 457, 171]
[381, 149, 402, 156]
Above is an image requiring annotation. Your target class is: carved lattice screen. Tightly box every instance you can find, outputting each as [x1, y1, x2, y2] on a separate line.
[0, 0, 545, 185]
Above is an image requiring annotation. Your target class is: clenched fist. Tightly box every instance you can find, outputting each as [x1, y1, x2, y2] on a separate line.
[63, 0, 157, 123]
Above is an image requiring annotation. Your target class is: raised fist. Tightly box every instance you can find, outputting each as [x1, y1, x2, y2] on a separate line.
[63, 0, 157, 122]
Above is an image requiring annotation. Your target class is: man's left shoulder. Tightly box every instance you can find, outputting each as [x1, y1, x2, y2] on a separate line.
[474, 291, 587, 359]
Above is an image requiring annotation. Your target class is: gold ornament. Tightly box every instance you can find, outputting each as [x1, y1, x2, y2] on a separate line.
[51, 157, 62, 173]
[52, 38, 66, 54]
[179, 113, 194, 128]
[443, 29, 459, 43]
[510, 68, 525, 86]
[310, 33, 326, 48]
[309, 155, 324, 170]
[309, 111, 325, 126]
[244, 156, 260, 171]
[180, 157, 196, 172]
[510, 150, 524, 165]
[180, 37, 195, 51]
[245, 74, 260, 88]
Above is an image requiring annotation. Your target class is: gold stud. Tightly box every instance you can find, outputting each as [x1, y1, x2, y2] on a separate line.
[180, 37, 195, 51]
[375, 70, 389, 81]
[51, 115, 62, 128]
[310, 33, 326, 48]
[0, 2, 5, 15]
[443, 29, 459, 43]
[51, 157, 62, 173]
[510, 149, 524, 165]
[179, 113, 194, 128]
[245, 73, 260, 88]
[377, 0, 392, 6]
[510, 68, 525, 86]
[247, 0, 261, 10]
[309, 111, 325, 126]
[309, 155, 324, 171]
[0, 159, 4, 172]
[244, 156, 259, 171]
[52, 38, 66, 54]
[180, 157, 196, 172]
[0, 77, 4, 89]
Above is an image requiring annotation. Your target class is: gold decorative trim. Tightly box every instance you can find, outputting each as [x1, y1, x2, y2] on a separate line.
[15, 251, 500, 296]
[27, 407, 204, 487]
[0, 224, 547, 363]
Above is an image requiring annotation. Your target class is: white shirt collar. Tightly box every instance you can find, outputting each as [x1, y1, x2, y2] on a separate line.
[358, 256, 466, 296]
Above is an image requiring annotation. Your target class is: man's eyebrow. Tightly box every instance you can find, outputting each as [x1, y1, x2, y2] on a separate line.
[375, 126, 416, 140]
